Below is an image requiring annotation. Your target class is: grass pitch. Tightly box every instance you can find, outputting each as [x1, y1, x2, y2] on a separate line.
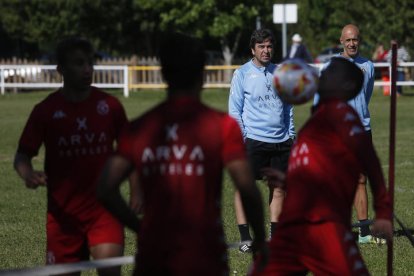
[0, 88, 413, 275]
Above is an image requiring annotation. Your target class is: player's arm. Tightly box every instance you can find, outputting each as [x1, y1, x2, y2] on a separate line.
[365, 62, 375, 103]
[261, 167, 286, 189]
[14, 152, 47, 189]
[14, 104, 47, 189]
[112, 102, 144, 215]
[348, 131, 391, 220]
[335, 111, 392, 239]
[97, 155, 140, 233]
[128, 171, 143, 215]
[228, 70, 246, 137]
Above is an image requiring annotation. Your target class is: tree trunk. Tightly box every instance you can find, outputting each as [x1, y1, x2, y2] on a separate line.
[221, 31, 242, 83]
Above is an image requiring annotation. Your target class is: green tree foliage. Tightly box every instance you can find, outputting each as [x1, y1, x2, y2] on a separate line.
[1, 0, 414, 62]
[0, 0, 136, 58]
[295, 0, 414, 59]
[135, 0, 261, 65]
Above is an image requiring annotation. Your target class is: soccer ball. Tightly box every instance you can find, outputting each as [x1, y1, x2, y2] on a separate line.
[273, 59, 319, 105]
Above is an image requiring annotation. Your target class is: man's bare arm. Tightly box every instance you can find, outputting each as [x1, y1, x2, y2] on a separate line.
[97, 155, 140, 233]
[14, 152, 47, 189]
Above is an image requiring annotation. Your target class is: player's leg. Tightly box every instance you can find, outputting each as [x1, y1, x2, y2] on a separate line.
[269, 186, 285, 237]
[354, 176, 368, 221]
[46, 214, 88, 276]
[88, 210, 124, 276]
[235, 138, 268, 252]
[354, 175, 371, 243]
[89, 243, 123, 276]
[234, 191, 252, 245]
[354, 130, 384, 244]
[268, 138, 292, 238]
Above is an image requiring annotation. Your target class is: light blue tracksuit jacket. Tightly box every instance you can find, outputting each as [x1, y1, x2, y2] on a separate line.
[228, 59, 295, 143]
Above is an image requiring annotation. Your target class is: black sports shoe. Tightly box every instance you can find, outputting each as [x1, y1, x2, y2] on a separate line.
[239, 240, 253, 253]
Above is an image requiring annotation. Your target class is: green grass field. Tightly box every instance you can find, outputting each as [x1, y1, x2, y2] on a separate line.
[0, 88, 413, 275]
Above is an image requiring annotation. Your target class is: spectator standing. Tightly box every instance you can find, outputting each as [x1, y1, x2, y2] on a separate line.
[228, 29, 295, 252]
[314, 24, 381, 244]
[284, 33, 313, 63]
[372, 43, 390, 95]
[386, 40, 411, 95]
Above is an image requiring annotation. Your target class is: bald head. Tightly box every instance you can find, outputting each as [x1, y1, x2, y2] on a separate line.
[341, 24, 359, 39]
[340, 24, 360, 58]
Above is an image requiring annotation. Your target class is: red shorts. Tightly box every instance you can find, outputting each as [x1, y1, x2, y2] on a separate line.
[46, 209, 124, 264]
[250, 222, 369, 276]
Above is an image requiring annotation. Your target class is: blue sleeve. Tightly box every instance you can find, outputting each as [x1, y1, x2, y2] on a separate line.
[228, 69, 246, 137]
[365, 62, 375, 103]
[288, 104, 296, 137]
[313, 93, 320, 106]
[283, 103, 295, 138]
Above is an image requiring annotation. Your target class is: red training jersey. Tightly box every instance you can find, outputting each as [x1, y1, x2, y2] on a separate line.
[117, 97, 246, 247]
[279, 99, 391, 226]
[17, 87, 127, 222]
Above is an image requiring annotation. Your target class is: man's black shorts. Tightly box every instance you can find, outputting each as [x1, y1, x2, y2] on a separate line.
[245, 138, 294, 180]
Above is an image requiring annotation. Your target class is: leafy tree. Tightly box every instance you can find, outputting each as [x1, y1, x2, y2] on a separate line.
[0, 0, 137, 58]
[294, 0, 414, 60]
[1, 0, 414, 62]
[135, 0, 261, 65]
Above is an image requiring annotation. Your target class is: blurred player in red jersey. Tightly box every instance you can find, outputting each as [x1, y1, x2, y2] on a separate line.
[14, 37, 139, 276]
[250, 57, 392, 275]
[97, 33, 268, 275]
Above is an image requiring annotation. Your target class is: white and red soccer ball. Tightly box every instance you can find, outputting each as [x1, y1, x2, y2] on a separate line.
[273, 59, 319, 105]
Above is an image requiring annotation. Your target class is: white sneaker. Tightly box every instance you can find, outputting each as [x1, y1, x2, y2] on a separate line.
[238, 240, 253, 253]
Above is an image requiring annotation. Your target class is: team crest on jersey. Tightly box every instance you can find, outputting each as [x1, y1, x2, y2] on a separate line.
[52, 110, 66, 119]
[97, 100, 109, 115]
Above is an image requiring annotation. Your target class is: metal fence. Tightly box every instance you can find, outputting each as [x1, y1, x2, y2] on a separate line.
[1, 63, 414, 97]
[0, 65, 128, 96]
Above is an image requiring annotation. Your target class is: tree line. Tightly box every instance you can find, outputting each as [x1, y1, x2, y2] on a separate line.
[0, 0, 413, 64]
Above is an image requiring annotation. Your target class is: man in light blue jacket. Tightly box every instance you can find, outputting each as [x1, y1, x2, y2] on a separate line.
[314, 24, 384, 244]
[229, 29, 295, 252]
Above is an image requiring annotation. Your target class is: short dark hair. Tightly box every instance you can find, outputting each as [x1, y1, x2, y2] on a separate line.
[318, 57, 364, 100]
[159, 33, 205, 90]
[56, 37, 94, 67]
[249, 29, 275, 49]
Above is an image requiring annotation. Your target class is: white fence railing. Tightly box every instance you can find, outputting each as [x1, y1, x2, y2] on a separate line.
[1, 63, 414, 97]
[0, 65, 128, 97]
